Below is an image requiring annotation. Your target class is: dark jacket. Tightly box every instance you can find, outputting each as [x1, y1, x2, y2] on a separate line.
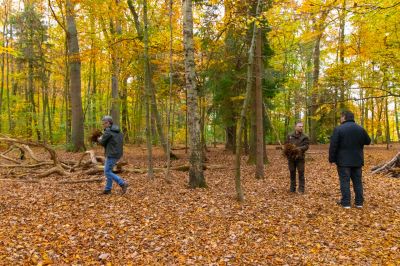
[329, 120, 371, 167]
[99, 125, 124, 159]
[285, 131, 310, 160]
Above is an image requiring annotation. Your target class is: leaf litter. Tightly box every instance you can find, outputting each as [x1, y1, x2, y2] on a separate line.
[0, 144, 399, 265]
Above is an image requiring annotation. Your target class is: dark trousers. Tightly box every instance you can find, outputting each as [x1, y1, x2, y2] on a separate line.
[337, 166, 363, 206]
[288, 159, 305, 192]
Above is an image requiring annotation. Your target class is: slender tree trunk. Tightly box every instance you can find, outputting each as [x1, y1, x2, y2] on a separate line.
[248, 71, 256, 164]
[225, 125, 236, 152]
[235, 0, 261, 202]
[385, 93, 390, 149]
[339, 0, 346, 110]
[183, 0, 206, 188]
[110, 0, 122, 126]
[66, 0, 85, 151]
[244, 118, 248, 154]
[127, 0, 174, 158]
[394, 97, 400, 141]
[6, 27, 11, 133]
[0, 13, 6, 133]
[255, 27, 264, 179]
[166, 0, 174, 179]
[309, 12, 327, 144]
[371, 98, 375, 144]
[309, 33, 322, 144]
[121, 77, 129, 141]
[143, 0, 154, 178]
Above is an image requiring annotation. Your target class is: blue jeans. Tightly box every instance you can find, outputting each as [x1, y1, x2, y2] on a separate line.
[337, 166, 363, 206]
[104, 157, 125, 191]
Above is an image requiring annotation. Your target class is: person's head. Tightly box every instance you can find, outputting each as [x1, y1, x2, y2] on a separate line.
[101, 115, 113, 129]
[340, 111, 354, 123]
[295, 121, 304, 134]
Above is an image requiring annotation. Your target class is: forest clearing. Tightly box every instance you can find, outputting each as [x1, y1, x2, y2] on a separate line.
[1, 0, 400, 264]
[0, 144, 398, 265]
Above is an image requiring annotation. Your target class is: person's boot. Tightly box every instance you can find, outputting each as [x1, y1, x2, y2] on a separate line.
[100, 190, 111, 195]
[120, 183, 129, 194]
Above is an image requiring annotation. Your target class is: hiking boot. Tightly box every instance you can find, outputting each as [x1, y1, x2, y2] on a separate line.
[336, 201, 350, 209]
[121, 183, 129, 195]
[355, 205, 363, 209]
[101, 190, 111, 195]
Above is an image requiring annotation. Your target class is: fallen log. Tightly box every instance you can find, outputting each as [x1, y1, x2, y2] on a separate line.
[36, 166, 69, 178]
[58, 178, 103, 184]
[0, 178, 40, 183]
[371, 152, 400, 178]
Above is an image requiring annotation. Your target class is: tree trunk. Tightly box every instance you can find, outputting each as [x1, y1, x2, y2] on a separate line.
[235, 0, 261, 202]
[309, 12, 328, 144]
[395, 96, 400, 141]
[183, 0, 206, 188]
[143, 0, 154, 178]
[339, 0, 346, 110]
[166, 0, 174, 179]
[127, 0, 174, 158]
[121, 77, 129, 141]
[66, 0, 85, 151]
[110, 0, 122, 126]
[255, 27, 264, 179]
[0, 8, 6, 133]
[385, 93, 390, 149]
[225, 125, 236, 152]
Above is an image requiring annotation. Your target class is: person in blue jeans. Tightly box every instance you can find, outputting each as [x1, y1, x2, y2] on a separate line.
[329, 111, 371, 209]
[98, 115, 128, 195]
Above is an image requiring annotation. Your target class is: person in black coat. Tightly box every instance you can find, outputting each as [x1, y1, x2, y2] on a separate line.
[329, 111, 371, 208]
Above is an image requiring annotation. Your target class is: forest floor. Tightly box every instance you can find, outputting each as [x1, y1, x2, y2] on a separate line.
[0, 144, 399, 265]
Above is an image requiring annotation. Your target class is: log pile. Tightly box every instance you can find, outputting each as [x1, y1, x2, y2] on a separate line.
[371, 152, 400, 178]
[0, 137, 227, 183]
[0, 137, 120, 182]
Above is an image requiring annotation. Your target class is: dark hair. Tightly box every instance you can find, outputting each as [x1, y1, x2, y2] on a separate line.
[341, 111, 354, 121]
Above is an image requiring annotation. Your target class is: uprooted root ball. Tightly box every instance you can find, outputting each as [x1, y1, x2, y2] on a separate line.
[283, 143, 302, 160]
[90, 129, 103, 143]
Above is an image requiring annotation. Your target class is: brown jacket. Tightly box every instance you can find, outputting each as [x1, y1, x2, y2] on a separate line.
[285, 132, 310, 160]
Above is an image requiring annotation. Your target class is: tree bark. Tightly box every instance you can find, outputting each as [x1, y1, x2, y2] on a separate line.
[394, 97, 400, 141]
[66, 0, 85, 151]
[110, 0, 122, 126]
[143, 0, 154, 178]
[255, 27, 264, 179]
[183, 0, 206, 188]
[235, 0, 261, 202]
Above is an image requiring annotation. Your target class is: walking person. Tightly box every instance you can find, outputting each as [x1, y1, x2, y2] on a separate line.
[284, 122, 310, 193]
[329, 111, 371, 209]
[98, 115, 128, 195]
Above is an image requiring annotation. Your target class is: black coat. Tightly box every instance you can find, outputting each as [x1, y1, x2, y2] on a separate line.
[329, 120, 371, 167]
[99, 125, 124, 159]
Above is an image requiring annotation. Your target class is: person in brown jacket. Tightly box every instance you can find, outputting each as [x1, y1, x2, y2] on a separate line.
[284, 122, 310, 193]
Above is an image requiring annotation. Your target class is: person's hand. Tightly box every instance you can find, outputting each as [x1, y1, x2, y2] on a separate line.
[97, 136, 102, 142]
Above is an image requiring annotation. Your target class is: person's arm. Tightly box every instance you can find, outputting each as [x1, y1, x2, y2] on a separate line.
[329, 127, 339, 163]
[298, 136, 310, 152]
[364, 129, 371, 145]
[99, 129, 112, 146]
